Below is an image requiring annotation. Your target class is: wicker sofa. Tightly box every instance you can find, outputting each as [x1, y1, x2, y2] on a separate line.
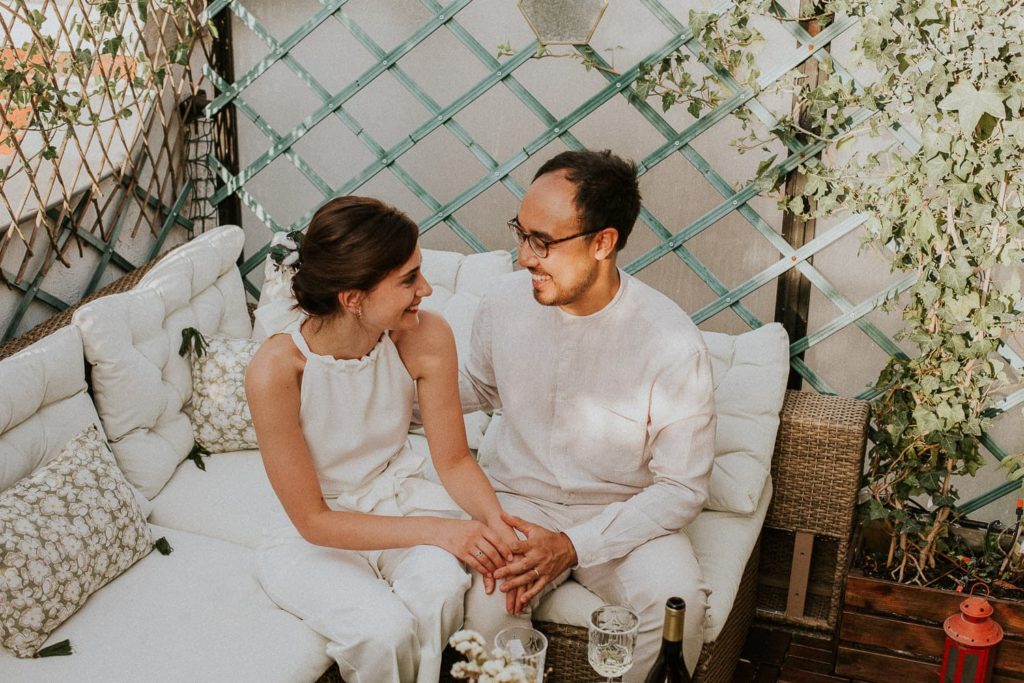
[0, 225, 868, 683]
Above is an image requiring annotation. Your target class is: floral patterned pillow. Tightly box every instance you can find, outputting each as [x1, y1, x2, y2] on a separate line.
[0, 424, 153, 657]
[181, 329, 259, 454]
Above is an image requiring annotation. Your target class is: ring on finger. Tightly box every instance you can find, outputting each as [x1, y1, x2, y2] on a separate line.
[473, 549, 485, 558]
[532, 568, 540, 580]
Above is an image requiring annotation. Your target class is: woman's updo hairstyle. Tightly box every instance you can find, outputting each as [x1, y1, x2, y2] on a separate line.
[291, 196, 419, 317]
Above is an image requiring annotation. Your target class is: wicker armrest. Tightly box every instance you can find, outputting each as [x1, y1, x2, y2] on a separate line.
[766, 389, 870, 539]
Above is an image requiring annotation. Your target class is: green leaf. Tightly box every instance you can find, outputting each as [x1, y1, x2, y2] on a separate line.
[754, 154, 777, 180]
[688, 11, 716, 38]
[938, 82, 1006, 136]
[866, 498, 889, 521]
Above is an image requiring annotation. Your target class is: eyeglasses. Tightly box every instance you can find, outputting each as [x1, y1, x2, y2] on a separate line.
[507, 218, 604, 259]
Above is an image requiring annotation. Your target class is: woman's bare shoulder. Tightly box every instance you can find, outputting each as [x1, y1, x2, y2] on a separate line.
[247, 333, 305, 388]
[392, 310, 455, 376]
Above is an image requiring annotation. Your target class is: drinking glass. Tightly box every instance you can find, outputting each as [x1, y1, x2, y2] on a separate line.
[588, 604, 639, 682]
[495, 626, 548, 683]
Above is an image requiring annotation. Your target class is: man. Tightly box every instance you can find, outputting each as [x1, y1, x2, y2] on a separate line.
[460, 149, 716, 678]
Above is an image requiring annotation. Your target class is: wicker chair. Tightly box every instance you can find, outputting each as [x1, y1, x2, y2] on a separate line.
[1, 268, 869, 683]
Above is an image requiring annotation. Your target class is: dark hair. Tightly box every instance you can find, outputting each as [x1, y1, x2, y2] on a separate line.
[533, 149, 641, 251]
[291, 196, 418, 317]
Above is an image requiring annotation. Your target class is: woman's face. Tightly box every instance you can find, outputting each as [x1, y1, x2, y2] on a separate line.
[361, 245, 432, 331]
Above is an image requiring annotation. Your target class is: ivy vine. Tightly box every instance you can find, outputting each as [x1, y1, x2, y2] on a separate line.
[633, 0, 1023, 584]
[0, 0, 209, 181]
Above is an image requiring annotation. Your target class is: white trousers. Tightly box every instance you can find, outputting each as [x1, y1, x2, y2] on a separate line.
[464, 494, 710, 681]
[257, 526, 470, 683]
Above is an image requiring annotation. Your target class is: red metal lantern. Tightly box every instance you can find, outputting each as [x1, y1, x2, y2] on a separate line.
[940, 586, 1004, 682]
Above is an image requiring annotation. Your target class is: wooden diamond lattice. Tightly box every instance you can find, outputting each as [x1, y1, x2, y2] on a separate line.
[517, 0, 608, 45]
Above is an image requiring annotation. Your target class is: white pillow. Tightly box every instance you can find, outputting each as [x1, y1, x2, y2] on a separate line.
[180, 329, 259, 454]
[702, 323, 790, 513]
[0, 425, 154, 657]
[478, 324, 790, 514]
[73, 226, 251, 500]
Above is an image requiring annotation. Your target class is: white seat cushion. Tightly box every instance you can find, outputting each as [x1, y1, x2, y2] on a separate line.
[688, 480, 771, 639]
[0, 525, 330, 683]
[532, 480, 771, 644]
[149, 450, 291, 549]
[72, 226, 252, 500]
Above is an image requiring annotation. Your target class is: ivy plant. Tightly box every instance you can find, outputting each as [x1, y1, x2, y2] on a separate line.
[634, 0, 1023, 584]
[0, 0, 209, 181]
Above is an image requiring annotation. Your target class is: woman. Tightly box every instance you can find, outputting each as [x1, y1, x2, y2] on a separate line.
[245, 196, 517, 683]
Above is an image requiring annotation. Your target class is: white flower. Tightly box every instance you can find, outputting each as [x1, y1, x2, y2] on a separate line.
[481, 660, 507, 676]
[0, 567, 23, 591]
[13, 518, 38, 536]
[19, 606, 44, 630]
[39, 494, 66, 516]
[27, 559, 51, 583]
[62, 535, 84, 557]
[448, 630, 531, 683]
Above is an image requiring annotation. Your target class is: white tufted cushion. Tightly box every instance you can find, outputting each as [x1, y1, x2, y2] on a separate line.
[702, 323, 789, 513]
[251, 247, 513, 449]
[73, 226, 252, 500]
[0, 327, 96, 494]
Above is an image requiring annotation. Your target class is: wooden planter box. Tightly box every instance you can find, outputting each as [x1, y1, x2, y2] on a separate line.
[837, 570, 1024, 681]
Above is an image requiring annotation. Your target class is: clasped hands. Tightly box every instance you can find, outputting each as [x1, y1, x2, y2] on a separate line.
[463, 512, 578, 616]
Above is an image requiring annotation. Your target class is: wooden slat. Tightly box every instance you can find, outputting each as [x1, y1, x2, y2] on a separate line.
[839, 612, 945, 658]
[787, 530, 815, 617]
[789, 643, 835, 664]
[835, 645, 938, 680]
[778, 666, 848, 683]
[844, 573, 1024, 638]
[840, 611, 1024, 675]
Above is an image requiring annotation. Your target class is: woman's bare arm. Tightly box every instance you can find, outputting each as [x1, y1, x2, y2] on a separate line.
[245, 333, 508, 576]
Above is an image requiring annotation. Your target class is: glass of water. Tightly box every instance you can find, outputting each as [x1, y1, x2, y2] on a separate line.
[588, 604, 639, 682]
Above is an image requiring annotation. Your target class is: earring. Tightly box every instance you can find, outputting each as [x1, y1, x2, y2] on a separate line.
[355, 307, 363, 320]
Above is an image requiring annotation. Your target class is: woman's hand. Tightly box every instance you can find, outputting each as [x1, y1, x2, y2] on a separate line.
[436, 519, 514, 579]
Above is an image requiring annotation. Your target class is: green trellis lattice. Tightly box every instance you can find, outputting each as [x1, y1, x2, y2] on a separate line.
[1, 175, 194, 344]
[198, 0, 1021, 514]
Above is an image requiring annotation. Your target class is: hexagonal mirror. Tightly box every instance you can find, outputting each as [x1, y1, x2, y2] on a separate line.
[517, 0, 609, 45]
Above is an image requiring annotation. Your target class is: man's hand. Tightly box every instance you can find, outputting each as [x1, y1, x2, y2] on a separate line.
[493, 513, 578, 612]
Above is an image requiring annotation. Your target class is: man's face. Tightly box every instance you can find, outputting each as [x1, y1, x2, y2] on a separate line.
[515, 171, 601, 311]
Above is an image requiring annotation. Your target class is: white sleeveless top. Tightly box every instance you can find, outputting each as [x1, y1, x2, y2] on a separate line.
[285, 317, 457, 516]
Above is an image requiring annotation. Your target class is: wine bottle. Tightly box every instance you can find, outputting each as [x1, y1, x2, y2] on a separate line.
[644, 596, 691, 683]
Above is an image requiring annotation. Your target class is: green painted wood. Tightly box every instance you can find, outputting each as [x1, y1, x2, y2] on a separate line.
[2, 197, 88, 341]
[208, 0, 474, 204]
[147, 182, 194, 262]
[206, 0, 351, 116]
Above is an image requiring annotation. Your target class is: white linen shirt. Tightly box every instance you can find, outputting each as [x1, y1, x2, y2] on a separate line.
[460, 269, 716, 568]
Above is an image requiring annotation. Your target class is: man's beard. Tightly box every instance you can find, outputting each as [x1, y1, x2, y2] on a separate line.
[532, 262, 599, 308]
